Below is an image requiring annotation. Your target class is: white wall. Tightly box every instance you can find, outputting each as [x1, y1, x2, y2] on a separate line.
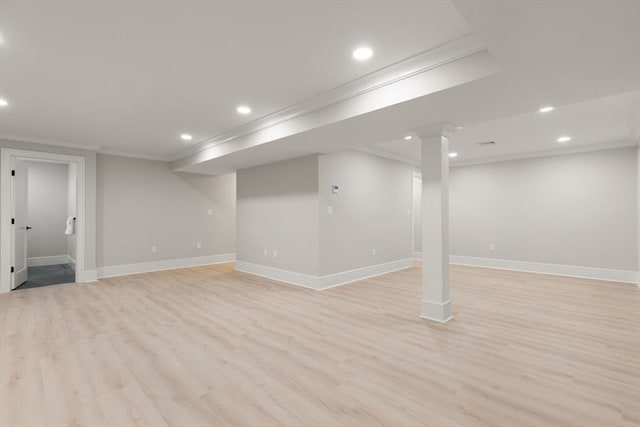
[637, 145, 640, 280]
[236, 151, 413, 281]
[96, 154, 236, 268]
[412, 172, 422, 253]
[236, 155, 320, 275]
[26, 161, 69, 259]
[318, 151, 413, 275]
[413, 147, 638, 272]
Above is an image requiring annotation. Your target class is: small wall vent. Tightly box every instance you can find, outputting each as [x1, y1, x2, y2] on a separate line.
[477, 141, 496, 145]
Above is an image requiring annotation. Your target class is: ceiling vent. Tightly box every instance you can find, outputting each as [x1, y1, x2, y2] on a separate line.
[477, 141, 496, 145]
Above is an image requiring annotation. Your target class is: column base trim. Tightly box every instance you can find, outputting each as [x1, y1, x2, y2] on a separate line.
[419, 299, 453, 323]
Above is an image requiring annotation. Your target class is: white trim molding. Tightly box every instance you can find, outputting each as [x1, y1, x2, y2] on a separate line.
[319, 259, 414, 289]
[452, 139, 637, 168]
[1, 148, 87, 294]
[76, 269, 97, 283]
[235, 258, 413, 291]
[97, 253, 235, 279]
[173, 35, 487, 165]
[0, 134, 101, 153]
[364, 140, 637, 171]
[172, 36, 500, 173]
[234, 262, 319, 290]
[451, 255, 638, 285]
[419, 299, 453, 323]
[27, 255, 74, 267]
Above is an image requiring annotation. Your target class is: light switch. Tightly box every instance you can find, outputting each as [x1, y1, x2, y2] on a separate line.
[207, 209, 213, 216]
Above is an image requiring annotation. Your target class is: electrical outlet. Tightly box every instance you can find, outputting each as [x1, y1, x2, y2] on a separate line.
[264, 248, 268, 256]
[196, 242, 202, 249]
[489, 243, 495, 250]
[151, 245, 157, 253]
[327, 206, 334, 215]
[273, 250, 278, 258]
[207, 209, 213, 216]
[407, 209, 411, 216]
[372, 248, 376, 255]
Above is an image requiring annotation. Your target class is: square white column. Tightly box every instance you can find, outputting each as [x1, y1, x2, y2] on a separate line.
[418, 124, 455, 323]
[637, 145, 640, 287]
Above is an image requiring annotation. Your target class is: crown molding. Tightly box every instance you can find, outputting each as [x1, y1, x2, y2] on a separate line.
[356, 146, 420, 167]
[451, 139, 637, 168]
[98, 147, 171, 162]
[631, 108, 640, 145]
[0, 134, 101, 152]
[365, 139, 636, 170]
[0, 135, 174, 162]
[170, 33, 488, 164]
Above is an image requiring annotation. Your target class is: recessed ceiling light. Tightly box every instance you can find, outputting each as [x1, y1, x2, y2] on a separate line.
[237, 105, 251, 114]
[449, 152, 458, 158]
[404, 135, 412, 141]
[0, 99, 8, 107]
[352, 46, 373, 61]
[539, 106, 555, 113]
[180, 134, 193, 141]
[556, 136, 571, 143]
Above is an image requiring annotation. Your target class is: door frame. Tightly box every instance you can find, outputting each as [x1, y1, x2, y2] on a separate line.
[0, 148, 86, 293]
[11, 158, 29, 289]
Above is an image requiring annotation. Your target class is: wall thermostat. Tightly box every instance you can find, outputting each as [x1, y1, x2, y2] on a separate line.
[331, 184, 340, 193]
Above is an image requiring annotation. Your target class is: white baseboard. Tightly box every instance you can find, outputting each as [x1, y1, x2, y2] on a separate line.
[235, 262, 320, 289]
[450, 255, 638, 285]
[97, 253, 235, 279]
[235, 258, 414, 291]
[318, 259, 414, 289]
[27, 255, 73, 267]
[76, 269, 97, 283]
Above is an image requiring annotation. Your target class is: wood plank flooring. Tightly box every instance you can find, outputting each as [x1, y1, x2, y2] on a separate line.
[0, 262, 638, 426]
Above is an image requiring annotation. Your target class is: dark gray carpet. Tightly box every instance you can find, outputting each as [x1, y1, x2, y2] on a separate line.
[16, 264, 76, 290]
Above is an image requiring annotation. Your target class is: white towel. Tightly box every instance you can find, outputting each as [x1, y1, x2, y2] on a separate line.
[65, 216, 75, 235]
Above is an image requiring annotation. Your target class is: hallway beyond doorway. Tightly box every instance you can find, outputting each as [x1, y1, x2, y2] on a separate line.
[15, 263, 75, 290]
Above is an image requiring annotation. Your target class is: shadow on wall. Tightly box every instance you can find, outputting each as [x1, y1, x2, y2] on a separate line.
[175, 171, 237, 216]
[236, 155, 319, 199]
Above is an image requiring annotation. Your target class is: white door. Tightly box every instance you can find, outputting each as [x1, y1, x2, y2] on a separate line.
[11, 159, 29, 289]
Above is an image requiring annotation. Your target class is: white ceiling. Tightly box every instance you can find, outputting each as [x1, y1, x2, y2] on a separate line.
[1, 0, 639, 172]
[372, 90, 640, 166]
[0, 0, 470, 158]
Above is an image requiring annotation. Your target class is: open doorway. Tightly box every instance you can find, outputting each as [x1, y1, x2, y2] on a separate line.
[1, 148, 86, 293]
[13, 158, 76, 289]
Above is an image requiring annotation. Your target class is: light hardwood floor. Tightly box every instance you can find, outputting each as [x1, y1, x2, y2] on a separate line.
[0, 262, 638, 427]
